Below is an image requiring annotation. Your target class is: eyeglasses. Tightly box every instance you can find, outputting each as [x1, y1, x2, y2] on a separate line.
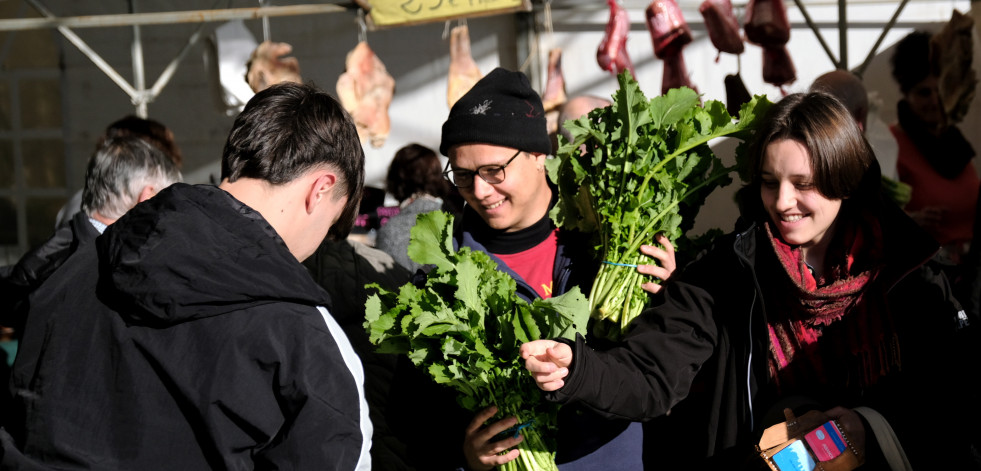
[442, 150, 523, 189]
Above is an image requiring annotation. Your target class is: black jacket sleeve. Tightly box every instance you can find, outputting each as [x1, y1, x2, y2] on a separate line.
[546, 262, 721, 421]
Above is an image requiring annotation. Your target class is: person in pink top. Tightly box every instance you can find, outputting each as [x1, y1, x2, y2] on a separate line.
[889, 30, 978, 266]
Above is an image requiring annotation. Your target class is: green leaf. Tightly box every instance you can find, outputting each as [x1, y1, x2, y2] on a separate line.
[533, 287, 589, 340]
[407, 211, 454, 271]
[650, 87, 700, 129]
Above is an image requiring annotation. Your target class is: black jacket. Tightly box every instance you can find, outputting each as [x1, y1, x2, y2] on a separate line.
[550, 203, 978, 469]
[303, 238, 415, 471]
[1, 184, 371, 470]
[0, 210, 100, 333]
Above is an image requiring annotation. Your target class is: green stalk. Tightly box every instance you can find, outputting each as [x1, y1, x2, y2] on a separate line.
[623, 169, 731, 256]
[650, 135, 719, 176]
[496, 403, 558, 471]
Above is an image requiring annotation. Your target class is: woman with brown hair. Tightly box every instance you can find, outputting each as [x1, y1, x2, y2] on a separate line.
[376, 143, 460, 272]
[521, 92, 977, 470]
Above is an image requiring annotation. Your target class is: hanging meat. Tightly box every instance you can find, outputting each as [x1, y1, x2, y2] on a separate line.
[646, 0, 692, 59]
[931, 9, 976, 124]
[761, 46, 796, 89]
[724, 73, 752, 116]
[245, 41, 302, 93]
[541, 48, 567, 112]
[542, 48, 568, 140]
[336, 41, 395, 148]
[744, 0, 790, 47]
[448, 24, 482, 109]
[744, 0, 795, 89]
[646, 0, 697, 94]
[699, 0, 744, 58]
[661, 54, 697, 95]
[597, 0, 636, 77]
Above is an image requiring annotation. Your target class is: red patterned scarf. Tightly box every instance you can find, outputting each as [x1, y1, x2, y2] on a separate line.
[764, 216, 900, 391]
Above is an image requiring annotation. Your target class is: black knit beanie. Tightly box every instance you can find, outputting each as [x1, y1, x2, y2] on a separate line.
[440, 67, 552, 156]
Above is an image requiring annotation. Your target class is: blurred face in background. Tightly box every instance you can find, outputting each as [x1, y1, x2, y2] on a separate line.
[905, 75, 943, 129]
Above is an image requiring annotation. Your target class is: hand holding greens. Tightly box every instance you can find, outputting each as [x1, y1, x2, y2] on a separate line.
[365, 211, 589, 471]
[549, 71, 771, 339]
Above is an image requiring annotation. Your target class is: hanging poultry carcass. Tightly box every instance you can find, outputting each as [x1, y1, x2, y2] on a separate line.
[542, 48, 568, 140]
[597, 0, 636, 77]
[541, 48, 567, 112]
[245, 41, 302, 93]
[336, 41, 395, 148]
[699, 0, 744, 58]
[645, 0, 697, 94]
[448, 24, 483, 109]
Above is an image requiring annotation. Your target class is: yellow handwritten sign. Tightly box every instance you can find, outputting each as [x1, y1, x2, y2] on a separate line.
[367, 0, 530, 28]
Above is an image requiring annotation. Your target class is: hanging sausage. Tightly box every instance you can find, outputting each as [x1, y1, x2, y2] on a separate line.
[597, 0, 636, 77]
[645, 0, 697, 94]
[744, 0, 795, 89]
[699, 0, 744, 58]
[724, 73, 752, 116]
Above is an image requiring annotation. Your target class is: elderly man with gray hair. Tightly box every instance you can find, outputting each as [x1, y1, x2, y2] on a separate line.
[0, 135, 181, 337]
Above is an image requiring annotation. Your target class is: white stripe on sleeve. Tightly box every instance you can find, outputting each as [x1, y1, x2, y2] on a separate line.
[317, 306, 372, 471]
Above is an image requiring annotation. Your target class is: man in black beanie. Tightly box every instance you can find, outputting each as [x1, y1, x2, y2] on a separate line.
[430, 67, 676, 470]
[440, 67, 554, 233]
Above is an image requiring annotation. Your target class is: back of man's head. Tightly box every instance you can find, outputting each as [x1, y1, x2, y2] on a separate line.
[221, 81, 365, 239]
[810, 69, 869, 131]
[81, 136, 183, 221]
[101, 115, 183, 169]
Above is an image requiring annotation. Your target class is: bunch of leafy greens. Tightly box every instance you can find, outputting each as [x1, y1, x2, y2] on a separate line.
[549, 71, 771, 340]
[365, 211, 589, 471]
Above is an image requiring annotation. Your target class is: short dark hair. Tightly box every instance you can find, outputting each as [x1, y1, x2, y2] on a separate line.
[385, 143, 450, 203]
[82, 136, 182, 219]
[100, 115, 183, 168]
[221, 81, 365, 240]
[891, 30, 934, 94]
[743, 92, 881, 217]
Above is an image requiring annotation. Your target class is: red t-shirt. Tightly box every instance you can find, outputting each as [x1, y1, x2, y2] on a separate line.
[493, 229, 558, 299]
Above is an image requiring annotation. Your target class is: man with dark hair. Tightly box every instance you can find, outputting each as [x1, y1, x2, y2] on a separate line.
[810, 70, 869, 130]
[390, 68, 674, 471]
[0, 82, 372, 470]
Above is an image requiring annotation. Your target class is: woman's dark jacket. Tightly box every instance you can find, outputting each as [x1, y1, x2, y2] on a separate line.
[548, 202, 978, 470]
